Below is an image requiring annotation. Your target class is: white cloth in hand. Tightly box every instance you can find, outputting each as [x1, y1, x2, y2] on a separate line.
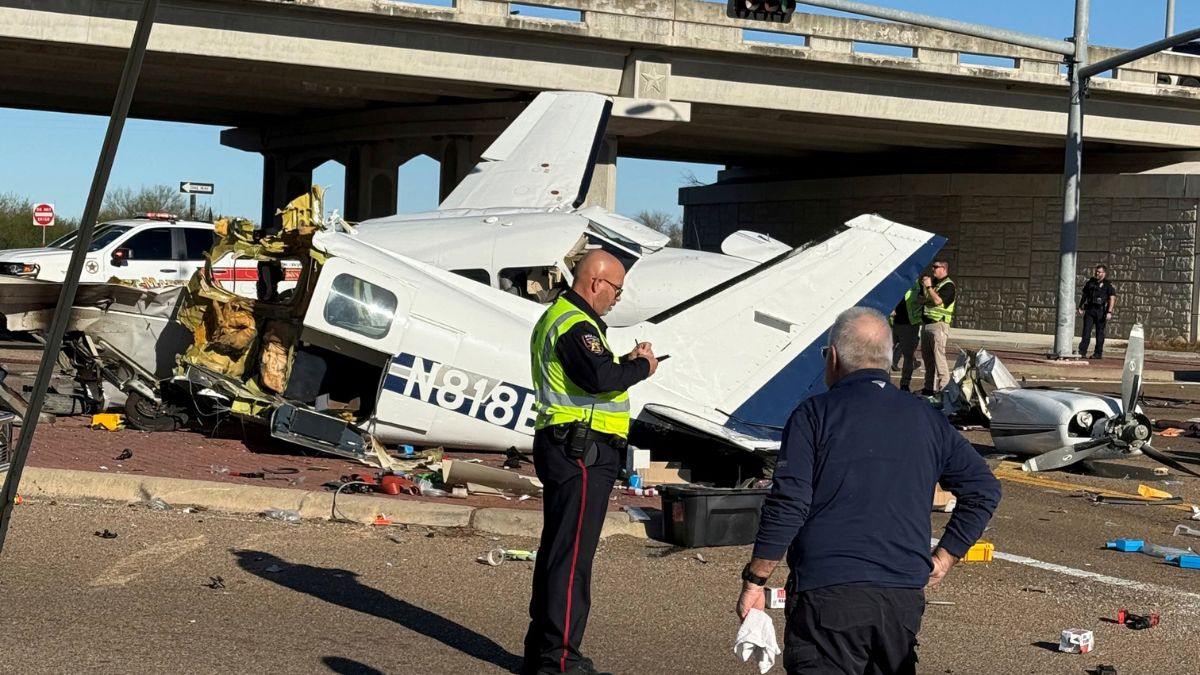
[734, 608, 781, 673]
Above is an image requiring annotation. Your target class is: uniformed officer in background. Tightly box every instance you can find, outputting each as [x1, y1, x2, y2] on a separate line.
[523, 250, 658, 675]
[1077, 264, 1117, 359]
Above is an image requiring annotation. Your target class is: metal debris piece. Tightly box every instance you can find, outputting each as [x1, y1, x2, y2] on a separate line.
[93, 529, 117, 539]
[205, 576, 226, 589]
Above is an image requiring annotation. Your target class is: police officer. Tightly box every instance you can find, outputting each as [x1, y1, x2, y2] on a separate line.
[919, 259, 956, 395]
[523, 250, 658, 675]
[890, 281, 923, 392]
[1077, 264, 1117, 359]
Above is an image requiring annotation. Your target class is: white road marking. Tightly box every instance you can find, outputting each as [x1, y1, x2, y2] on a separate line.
[932, 538, 1200, 602]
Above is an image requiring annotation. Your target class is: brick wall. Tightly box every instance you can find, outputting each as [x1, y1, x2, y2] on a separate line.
[681, 175, 1200, 340]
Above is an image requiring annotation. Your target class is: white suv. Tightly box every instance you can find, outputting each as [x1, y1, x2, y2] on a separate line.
[0, 213, 296, 296]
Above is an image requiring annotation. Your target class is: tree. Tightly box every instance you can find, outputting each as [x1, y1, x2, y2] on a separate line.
[0, 192, 76, 249]
[97, 184, 187, 224]
[632, 209, 683, 247]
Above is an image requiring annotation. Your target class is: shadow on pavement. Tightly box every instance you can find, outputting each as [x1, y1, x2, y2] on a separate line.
[234, 550, 522, 673]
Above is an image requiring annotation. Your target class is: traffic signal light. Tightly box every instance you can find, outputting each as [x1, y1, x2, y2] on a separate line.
[727, 0, 795, 24]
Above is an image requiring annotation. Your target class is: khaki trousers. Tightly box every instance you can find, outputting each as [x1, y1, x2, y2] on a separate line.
[921, 321, 950, 393]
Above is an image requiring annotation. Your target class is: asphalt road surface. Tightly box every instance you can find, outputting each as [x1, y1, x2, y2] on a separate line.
[2, 470, 1199, 675]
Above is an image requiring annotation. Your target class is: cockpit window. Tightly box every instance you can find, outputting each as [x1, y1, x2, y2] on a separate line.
[584, 233, 639, 272]
[324, 274, 397, 339]
[587, 222, 643, 256]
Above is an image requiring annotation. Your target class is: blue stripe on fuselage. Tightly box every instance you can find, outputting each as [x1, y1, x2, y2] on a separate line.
[728, 235, 945, 428]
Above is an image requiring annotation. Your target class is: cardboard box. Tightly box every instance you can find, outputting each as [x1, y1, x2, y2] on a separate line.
[1059, 628, 1094, 654]
[932, 485, 956, 513]
[765, 587, 786, 609]
[639, 460, 692, 485]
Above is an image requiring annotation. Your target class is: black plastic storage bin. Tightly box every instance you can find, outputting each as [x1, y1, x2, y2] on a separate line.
[660, 485, 769, 548]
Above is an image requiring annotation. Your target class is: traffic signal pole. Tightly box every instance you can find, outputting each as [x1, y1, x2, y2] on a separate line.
[0, 0, 160, 555]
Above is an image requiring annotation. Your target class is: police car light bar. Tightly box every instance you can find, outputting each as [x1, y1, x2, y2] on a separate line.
[143, 212, 178, 222]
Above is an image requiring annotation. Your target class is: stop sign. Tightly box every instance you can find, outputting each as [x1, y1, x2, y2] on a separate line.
[32, 203, 55, 227]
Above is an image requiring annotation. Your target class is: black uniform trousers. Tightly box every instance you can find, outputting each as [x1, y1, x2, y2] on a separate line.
[1079, 307, 1108, 357]
[783, 585, 924, 675]
[523, 427, 620, 674]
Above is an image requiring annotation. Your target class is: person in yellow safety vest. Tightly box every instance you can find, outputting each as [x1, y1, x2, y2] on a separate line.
[919, 259, 956, 396]
[890, 281, 924, 392]
[523, 250, 658, 675]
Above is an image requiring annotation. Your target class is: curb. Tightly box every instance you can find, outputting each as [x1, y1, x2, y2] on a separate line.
[8, 467, 650, 540]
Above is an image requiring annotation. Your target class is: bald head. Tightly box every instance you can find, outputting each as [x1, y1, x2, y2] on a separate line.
[573, 250, 626, 316]
[825, 307, 893, 385]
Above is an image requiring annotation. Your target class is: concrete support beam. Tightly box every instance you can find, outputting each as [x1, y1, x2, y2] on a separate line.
[438, 136, 491, 204]
[261, 153, 322, 233]
[582, 136, 618, 210]
[916, 48, 958, 65]
[1116, 68, 1159, 85]
[344, 143, 404, 221]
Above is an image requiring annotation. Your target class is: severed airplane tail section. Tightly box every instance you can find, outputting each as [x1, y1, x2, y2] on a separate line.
[623, 215, 945, 450]
[438, 92, 613, 211]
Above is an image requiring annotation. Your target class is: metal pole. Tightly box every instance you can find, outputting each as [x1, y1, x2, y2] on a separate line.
[1168, 0, 1176, 38]
[1052, 0, 1090, 359]
[1080, 25, 1200, 79]
[0, 0, 160, 555]
[190, 193, 196, 220]
[795, 0, 1076, 56]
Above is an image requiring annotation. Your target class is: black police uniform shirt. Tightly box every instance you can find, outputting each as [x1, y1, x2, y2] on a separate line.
[553, 289, 650, 394]
[1079, 278, 1117, 311]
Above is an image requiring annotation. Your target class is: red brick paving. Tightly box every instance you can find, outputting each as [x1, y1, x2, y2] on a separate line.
[18, 416, 661, 514]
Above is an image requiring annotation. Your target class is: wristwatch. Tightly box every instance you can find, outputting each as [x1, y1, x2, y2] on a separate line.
[741, 563, 768, 587]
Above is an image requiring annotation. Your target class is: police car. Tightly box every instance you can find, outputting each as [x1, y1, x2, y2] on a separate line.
[0, 213, 297, 295]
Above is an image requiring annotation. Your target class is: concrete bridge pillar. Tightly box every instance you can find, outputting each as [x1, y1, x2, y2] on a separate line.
[438, 135, 494, 203]
[582, 136, 618, 209]
[261, 153, 323, 234]
[344, 142, 405, 221]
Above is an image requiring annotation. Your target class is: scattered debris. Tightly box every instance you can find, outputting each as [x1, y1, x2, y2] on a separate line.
[1174, 524, 1200, 539]
[1093, 666, 1118, 675]
[143, 497, 171, 511]
[1156, 427, 1184, 438]
[963, 541, 994, 562]
[371, 516, 393, 526]
[479, 548, 537, 566]
[1021, 587, 1048, 594]
[443, 459, 542, 497]
[933, 485, 957, 513]
[1058, 628, 1094, 654]
[205, 576, 226, 589]
[624, 506, 650, 523]
[1106, 538, 1144, 552]
[1086, 492, 1182, 506]
[1116, 608, 1159, 630]
[694, 553, 709, 564]
[90, 413, 125, 431]
[182, 506, 206, 514]
[1175, 554, 1200, 569]
[1154, 467, 1170, 477]
[115, 449, 133, 461]
[1138, 484, 1173, 500]
[93, 529, 117, 539]
[261, 508, 301, 524]
[11, 495, 21, 506]
[765, 587, 786, 609]
[927, 600, 956, 606]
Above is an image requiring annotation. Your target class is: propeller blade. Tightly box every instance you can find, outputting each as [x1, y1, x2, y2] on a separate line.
[1140, 444, 1200, 479]
[1022, 438, 1112, 472]
[1121, 323, 1144, 414]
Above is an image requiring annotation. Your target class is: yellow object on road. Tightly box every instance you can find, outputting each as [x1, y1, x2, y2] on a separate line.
[1138, 484, 1173, 500]
[963, 541, 994, 562]
[90, 414, 126, 432]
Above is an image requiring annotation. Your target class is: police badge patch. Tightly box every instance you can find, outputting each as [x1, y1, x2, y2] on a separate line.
[581, 333, 604, 355]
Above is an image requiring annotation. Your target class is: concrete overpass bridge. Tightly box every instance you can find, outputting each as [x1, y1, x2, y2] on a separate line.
[7, 0, 1200, 338]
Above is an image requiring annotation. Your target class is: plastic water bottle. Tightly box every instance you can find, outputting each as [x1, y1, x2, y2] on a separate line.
[1140, 543, 1193, 559]
[261, 508, 302, 524]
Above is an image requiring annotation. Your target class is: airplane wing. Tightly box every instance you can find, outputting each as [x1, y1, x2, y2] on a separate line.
[438, 92, 613, 211]
[619, 214, 945, 440]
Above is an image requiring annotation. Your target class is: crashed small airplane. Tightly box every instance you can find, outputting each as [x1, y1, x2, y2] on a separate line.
[953, 325, 1200, 477]
[0, 92, 943, 472]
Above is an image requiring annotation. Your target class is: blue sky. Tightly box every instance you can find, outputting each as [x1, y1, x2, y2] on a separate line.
[0, 1, 1192, 223]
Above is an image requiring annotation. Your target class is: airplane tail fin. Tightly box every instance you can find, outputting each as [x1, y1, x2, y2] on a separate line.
[438, 92, 612, 211]
[631, 215, 944, 438]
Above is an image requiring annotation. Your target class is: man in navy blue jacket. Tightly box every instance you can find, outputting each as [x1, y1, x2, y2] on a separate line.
[736, 306, 1001, 675]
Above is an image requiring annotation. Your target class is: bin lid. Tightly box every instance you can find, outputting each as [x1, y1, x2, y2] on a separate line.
[661, 485, 770, 497]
